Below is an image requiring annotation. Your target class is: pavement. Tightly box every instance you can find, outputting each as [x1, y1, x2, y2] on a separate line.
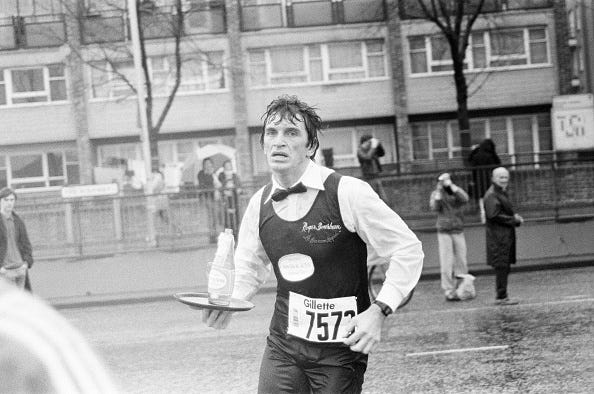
[26, 243, 594, 310]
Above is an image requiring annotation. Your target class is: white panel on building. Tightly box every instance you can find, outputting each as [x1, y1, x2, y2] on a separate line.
[551, 94, 594, 151]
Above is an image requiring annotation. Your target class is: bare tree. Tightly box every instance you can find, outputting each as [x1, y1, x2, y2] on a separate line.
[59, 0, 226, 172]
[403, 0, 487, 165]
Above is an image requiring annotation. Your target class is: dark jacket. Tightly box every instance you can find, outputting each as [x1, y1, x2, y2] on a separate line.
[484, 184, 520, 268]
[357, 143, 385, 178]
[469, 139, 501, 198]
[0, 212, 33, 268]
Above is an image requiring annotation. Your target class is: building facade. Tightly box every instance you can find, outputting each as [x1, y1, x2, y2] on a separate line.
[566, 0, 594, 94]
[0, 0, 571, 193]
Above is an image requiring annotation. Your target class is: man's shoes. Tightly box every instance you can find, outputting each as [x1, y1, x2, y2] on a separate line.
[495, 298, 519, 306]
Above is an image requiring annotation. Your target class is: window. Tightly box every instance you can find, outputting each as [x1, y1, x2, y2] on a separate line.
[470, 119, 487, 147]
[270, 46, 307, 84]
[512, 116, 538, 163]
[250, 124, 395, 172]
[248, 40, 386, 87]
[411, 122, 459, 161]
[409, 36, 427, 74]
[0, 70, 5, 105]
[97, 143, 142, 167]
[240, 0, 384, 31]
[409, 27, 549, 75]
[327, 42, 366, 80]
[0, 65, 66, 106]
[5, 150, 79, 189]
[429, 36, 454, 72]
[90, 52, 225, 99]
[411, 114, 551, 165]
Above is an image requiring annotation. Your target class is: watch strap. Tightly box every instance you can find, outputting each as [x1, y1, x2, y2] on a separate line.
[373, 300, 393, 317]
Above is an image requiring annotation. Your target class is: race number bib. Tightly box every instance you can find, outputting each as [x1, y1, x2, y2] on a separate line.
[287, 292, 357, 343]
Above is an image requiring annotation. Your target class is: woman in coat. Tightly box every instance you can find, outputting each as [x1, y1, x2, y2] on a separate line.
[483, 167, 523, 306]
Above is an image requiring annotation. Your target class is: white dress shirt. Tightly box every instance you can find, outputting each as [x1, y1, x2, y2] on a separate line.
[232, 161, 424, 312]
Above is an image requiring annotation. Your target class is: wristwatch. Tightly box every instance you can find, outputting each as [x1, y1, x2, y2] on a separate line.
[373, 300, 393, 317]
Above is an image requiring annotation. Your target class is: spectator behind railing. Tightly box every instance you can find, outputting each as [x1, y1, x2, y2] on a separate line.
[469, 139, 502, 223]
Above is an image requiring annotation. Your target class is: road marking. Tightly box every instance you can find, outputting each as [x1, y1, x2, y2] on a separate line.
[406, 345, 509, 357]
[563, 294, 590, 300]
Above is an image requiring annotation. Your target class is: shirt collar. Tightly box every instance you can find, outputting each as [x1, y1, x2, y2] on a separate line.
[265, 161, 325, 203]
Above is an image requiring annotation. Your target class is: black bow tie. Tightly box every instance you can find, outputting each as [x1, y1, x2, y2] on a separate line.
[271, 182, 307, 202]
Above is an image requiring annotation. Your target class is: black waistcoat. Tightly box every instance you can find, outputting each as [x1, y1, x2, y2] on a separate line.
[259, 172, 370, 339]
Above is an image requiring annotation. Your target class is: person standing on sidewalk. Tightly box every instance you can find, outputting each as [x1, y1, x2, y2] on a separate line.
[200, 95, 423, 393]
[484, 167, 523, 306]
[429, 173, 470, 301]
[0, 188, 33, 290]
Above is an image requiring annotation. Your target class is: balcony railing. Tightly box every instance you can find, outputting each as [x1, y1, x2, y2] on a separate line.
[400, 0, 554, 20]
[0, 14, 66, 50]
[241, 0, 385, 32]
[81, 11, 127, 44]
[80, 2, 226, 45]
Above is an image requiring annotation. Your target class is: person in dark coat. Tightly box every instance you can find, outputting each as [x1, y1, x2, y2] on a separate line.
[483, 167, 523, 306]
[469, 139, 501, 222]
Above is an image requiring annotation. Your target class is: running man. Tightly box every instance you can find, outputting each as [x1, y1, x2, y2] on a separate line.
[200, 95, 423, 393]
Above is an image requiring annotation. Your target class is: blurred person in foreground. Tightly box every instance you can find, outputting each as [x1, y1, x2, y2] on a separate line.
[0, 187, 33, 290]
[469, 139, 501, 222]
[199, 95, 423, 393]
[484, 167, 523, 306]
[0, 277, 117, 393]
[429, 173, 470, 301]
[357, 134, 387, 201]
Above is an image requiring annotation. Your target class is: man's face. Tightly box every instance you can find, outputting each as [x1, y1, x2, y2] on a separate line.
[0, 194, 16, 215]
[492, 169, 510, 190]
[263, 114, 314, 178]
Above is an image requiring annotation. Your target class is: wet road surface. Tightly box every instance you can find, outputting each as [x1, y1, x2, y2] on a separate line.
[63, 266, 594, 393]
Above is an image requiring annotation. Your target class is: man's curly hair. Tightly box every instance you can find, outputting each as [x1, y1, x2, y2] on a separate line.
[260, 95, 322, 158]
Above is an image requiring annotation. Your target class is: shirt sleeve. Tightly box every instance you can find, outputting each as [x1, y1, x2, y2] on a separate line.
[231, 188, 272, 301]
[338, 177, 424, 311]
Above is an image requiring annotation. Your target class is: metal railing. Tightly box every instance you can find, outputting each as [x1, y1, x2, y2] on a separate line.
[240, 0, 385, 31]
[376, 158, 594, 226]
[15, 157, 594, 260]
[0, 14, 66, 50]
[80, 4, 225, 45]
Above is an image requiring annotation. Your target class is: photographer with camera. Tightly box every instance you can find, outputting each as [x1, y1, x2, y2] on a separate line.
[430, 173, 472, 301]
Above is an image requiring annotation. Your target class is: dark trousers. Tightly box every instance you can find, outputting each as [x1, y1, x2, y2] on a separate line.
[258, 335, 367, 394]
[494, 265, 511, 300]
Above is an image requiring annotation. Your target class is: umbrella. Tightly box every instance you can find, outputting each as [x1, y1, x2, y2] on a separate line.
[181, 144, 237, 184]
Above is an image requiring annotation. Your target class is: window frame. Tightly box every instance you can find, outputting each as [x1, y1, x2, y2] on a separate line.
[89, 52, 227, 100]
[4, 150, 79, 190]
[0, 64, 68, 107]
[410, 115, 553, 165]
[408, 26, 550, 77]
[248, 40, 388, 88]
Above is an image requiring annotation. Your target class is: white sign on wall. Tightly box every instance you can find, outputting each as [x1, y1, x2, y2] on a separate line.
[551, 94, 594, 151]
[61, 183, 119, 199]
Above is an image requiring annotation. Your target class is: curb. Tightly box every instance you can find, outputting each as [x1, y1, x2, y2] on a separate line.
[51, 259, 594, 310]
